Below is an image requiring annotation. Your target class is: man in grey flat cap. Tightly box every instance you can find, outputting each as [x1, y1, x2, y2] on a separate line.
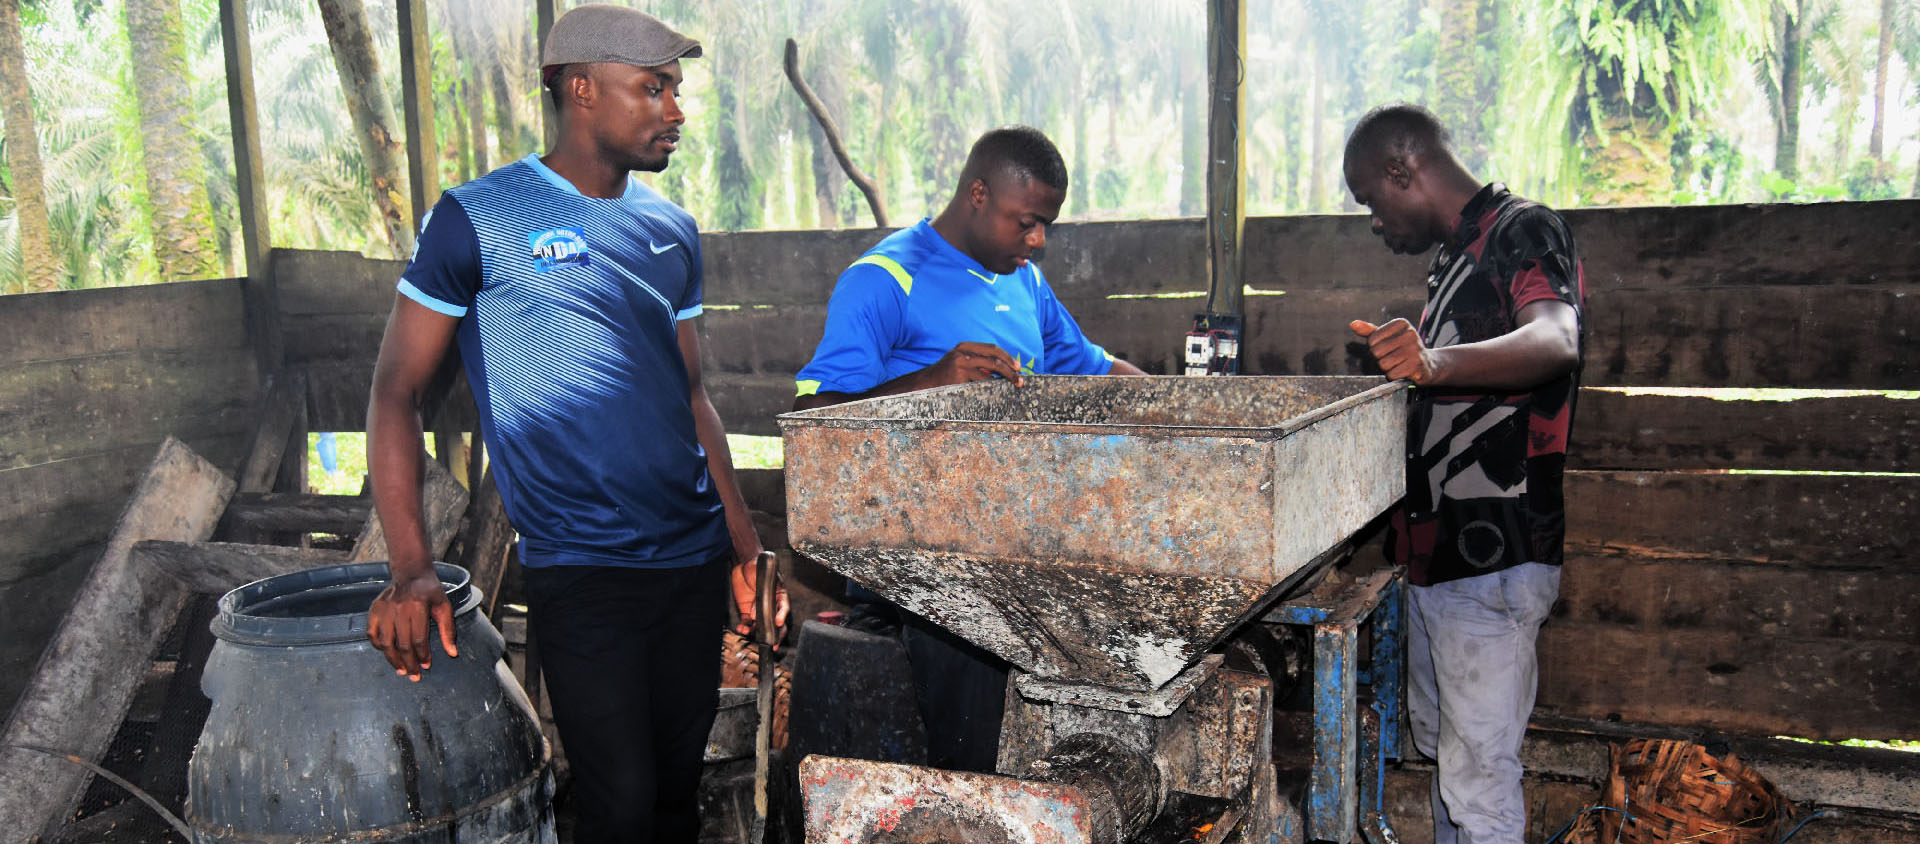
[365, 5, 783, 841]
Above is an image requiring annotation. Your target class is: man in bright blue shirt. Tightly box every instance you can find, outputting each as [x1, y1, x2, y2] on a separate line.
[795, 126, 1144, 408]
[364, 7, 783, 841]
[793, 126, 1144, 772]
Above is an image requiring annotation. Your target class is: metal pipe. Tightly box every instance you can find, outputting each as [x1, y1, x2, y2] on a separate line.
[1026, 733, 1164, 844]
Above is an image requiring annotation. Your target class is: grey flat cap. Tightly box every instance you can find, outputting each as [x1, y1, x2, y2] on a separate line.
[541, 4, 701, 72]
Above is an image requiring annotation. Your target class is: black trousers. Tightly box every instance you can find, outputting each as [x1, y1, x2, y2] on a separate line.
[899, 610, 1008, 773]
[525, 555, 728, 844]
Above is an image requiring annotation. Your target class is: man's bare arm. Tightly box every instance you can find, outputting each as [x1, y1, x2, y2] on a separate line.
[1349, 299, 1579, 391]
[679, 321, 788, 635]
[793, 341, 1026, 411]
[365, 295, 462, 680]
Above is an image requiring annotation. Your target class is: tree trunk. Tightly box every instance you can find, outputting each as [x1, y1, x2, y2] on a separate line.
[1434, 0, 1498, 174]
[1178, 50, 1203, 217]
[123, 0, 219, 281]
[1776, 3, 1802, 182]
[0, 0, 58, 292]
[713, 74, 760, 231]
[315, 0, 411, 258]
[1871, 0, 1894, 159]
[1581, 81, 1673, 206]
[467, 79, 489, 175]
[799, 53, 841, 228]
[1070, 83, 1088, 218]
[449, 82, 471, 184]
[488, 59, 522, 163]
[806, 118, 839, 228]
[1307, 50, 1327, 211]
[448, 10, 488, 176]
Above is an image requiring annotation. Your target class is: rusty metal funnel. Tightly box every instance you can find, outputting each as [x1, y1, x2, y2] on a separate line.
[778, 376, 1406, 693]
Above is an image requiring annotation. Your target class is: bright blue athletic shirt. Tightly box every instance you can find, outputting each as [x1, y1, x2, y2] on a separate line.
[398, 155, 726, 569]
[795, 219, 1113, 397]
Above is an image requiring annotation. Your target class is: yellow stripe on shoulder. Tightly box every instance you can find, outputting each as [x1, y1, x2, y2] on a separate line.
[795, 379, 822, 397]
[850, 254, 913, 296]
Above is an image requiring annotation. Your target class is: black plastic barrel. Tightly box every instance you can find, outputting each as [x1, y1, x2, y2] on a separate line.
[187, 562, 555, 843]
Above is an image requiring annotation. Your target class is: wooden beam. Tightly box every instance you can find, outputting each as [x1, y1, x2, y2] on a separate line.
[1538, 622, 1920, 741]
[396, 0, 437, 234]
[0, 438, 235, 840]
[1572, 390, 1917, 473]
[0, 350, 258, 472]
[218, 493, 370, 535]
[459, 467, 515, 616]
[0, 278, 250, 365]
[1203, 0, 1246, 319]
[348, 455, 469, 563]
[783, 38, 887, 226]
[236, 370, 308, 493]
[218, 0, 279, 379]
[1564, 471, 1920, 565]
[134, 540, 348, 593]
[1557, 552, 1918, 644]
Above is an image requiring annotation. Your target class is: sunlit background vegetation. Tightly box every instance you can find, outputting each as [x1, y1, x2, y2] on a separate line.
[0, 0, 1915, 294]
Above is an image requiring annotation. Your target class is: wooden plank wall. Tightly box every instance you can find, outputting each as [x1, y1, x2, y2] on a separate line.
[281, 198, 1920, 741]
[0, 279, 259, 717]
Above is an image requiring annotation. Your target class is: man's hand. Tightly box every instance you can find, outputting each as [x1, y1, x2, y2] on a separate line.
[920, 342, 1026, 389]
[730, 553, 790, 645]
[367, 569, 458, 681]
[1350, 318, 1439, 385]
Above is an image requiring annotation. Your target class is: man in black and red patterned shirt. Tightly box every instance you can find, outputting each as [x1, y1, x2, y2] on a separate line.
[1343, 104, 1585, 844]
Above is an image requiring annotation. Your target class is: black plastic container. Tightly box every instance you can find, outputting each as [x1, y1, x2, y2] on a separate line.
[187, 562, 554, 843]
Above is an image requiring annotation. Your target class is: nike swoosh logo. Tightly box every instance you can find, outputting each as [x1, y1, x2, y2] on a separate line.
[650, 242, 679, 254]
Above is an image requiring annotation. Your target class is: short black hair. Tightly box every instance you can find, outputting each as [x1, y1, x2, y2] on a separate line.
[545, 63, 584, 110]
[1345, 103, 1452, 167]
[961, 125, 1069, 192]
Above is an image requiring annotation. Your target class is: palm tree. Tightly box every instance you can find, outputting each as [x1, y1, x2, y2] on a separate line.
[314, 0, 411, 258]
[0, 0, 58, 292]
[1434, 0, 1499, 175]
[1870, 0, 1894, 160]
[1505, 0, 1770, 205]
[124, 0, 221, 280]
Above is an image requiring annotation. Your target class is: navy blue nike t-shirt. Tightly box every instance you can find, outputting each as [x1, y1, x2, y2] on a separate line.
[397, 155, 727, 569]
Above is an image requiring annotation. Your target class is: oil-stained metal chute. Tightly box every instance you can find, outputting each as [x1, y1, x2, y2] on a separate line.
[779, 376, 1406, 694]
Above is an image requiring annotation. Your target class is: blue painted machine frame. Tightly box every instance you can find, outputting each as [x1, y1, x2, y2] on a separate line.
[1266, 566, 1405, 844]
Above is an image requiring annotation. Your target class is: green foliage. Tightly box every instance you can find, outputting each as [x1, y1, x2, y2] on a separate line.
[1843, 159, 1901, 200]
[2, 0, 1918, 293]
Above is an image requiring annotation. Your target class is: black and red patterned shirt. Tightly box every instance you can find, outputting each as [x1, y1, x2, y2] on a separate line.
[1388, 184, 1587, 586]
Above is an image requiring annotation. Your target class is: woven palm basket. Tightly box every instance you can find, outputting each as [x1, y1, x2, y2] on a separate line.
[720, 630, 791, 750]
[1567, 739, 1794, 844]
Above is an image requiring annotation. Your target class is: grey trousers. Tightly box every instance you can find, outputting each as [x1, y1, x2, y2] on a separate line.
[1407, 562, 1561, 844]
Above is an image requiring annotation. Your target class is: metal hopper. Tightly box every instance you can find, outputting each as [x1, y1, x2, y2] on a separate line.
[778, 375, 1407, 693]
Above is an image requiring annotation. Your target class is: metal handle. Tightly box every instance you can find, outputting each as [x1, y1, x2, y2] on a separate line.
[755, 550, 777, 647]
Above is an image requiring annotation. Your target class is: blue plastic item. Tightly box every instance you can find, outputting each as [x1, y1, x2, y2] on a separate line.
[315, 431, 339, 474]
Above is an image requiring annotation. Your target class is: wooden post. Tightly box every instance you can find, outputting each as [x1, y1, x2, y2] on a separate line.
[348, 456, 470, 563]
[0, 439, 235, 840]
[1203, 0, 1246, 319]
[397, 0, 438, 234]
[536, 0, 557, 153]
[220, 0, 281, 380]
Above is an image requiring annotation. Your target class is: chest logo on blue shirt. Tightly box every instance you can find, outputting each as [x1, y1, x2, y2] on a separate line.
[529, 228, 591, 273]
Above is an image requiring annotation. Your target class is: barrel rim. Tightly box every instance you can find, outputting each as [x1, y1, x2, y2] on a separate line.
[211, 562, 479, 646]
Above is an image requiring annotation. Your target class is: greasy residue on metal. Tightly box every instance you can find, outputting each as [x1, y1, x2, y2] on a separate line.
[784, 375, 1395, 435]
[800, 755, 1098, 844]
[781, 376, 1408, 691]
